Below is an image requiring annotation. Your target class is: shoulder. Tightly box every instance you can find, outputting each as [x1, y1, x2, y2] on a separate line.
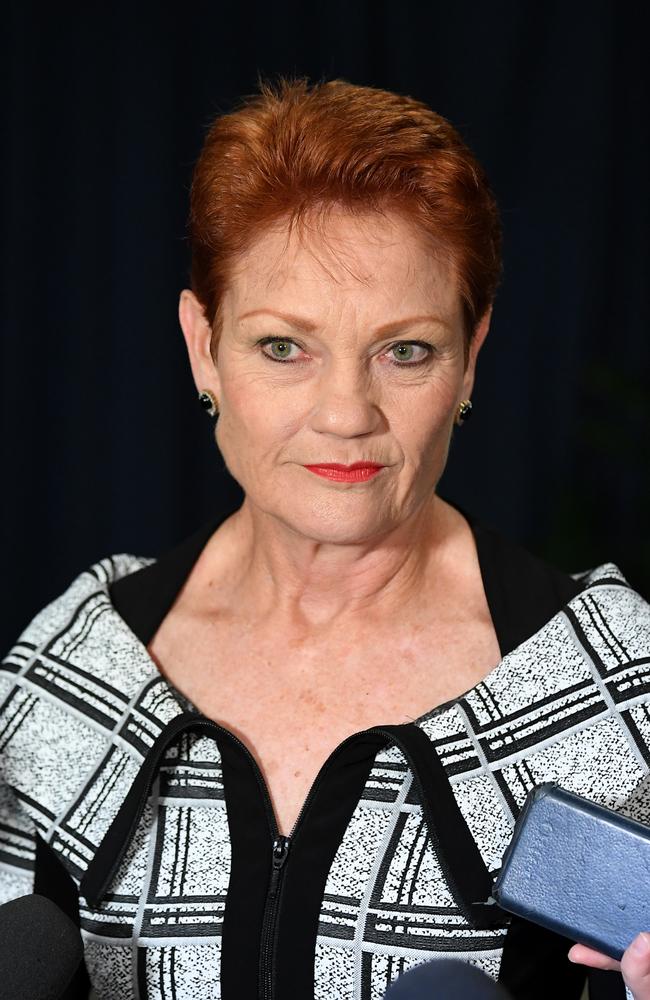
[563, 561, 650, 680]
[0, 550, 162, 897]
[1, 551, 155, 699]
[0, 547, 161, 797]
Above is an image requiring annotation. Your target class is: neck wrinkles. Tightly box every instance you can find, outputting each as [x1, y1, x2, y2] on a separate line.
[206, 492, 467, 630]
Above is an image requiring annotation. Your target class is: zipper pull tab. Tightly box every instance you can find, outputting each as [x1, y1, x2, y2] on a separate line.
[268, 834, 291, 898]
[272, 834, 290, 871]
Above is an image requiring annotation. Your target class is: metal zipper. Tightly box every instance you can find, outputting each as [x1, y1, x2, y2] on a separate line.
[252, 728, 389, 1000]
[258, 833, 290, 1000]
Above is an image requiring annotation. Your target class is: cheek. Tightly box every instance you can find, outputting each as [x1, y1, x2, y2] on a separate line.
[216, 374, 305, 470]
[387, 382, 457, 455]
[402, 422, 452, 473]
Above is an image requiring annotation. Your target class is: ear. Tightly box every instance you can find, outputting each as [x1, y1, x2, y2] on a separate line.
[178, 289, 222, 398]
[461, 305, 492, 400]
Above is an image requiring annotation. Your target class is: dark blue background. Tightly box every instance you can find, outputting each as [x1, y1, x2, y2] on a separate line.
[2, 1, 648, 652]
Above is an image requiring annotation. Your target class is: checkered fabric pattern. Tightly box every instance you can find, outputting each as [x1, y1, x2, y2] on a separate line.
[1, 554, 649, 999]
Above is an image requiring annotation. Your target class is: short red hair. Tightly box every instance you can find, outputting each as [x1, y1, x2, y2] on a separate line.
[189, 78, 502, 359]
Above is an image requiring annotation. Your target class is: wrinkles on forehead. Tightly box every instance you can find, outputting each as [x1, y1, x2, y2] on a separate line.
[219, 204, 461, 342]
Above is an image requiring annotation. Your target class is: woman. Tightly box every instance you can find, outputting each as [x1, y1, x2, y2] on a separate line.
[1, 78, 649, 1000]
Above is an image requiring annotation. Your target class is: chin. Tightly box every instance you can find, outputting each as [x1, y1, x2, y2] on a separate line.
[278, 495, 395, 545]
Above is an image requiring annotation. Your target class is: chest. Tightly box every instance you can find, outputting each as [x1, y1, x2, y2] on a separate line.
[146, 610, 502, 834]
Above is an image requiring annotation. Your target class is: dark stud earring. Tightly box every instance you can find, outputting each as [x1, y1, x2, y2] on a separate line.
[456, 399, 473, 425]
[198, 389, 219, 418]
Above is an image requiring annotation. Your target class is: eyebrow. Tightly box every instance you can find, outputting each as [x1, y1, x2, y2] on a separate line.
[237, 308, 318, 332]
[237, 308, 448, 336]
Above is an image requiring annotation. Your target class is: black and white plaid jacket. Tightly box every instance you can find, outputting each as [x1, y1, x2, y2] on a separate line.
[1, 501, 647, 1000]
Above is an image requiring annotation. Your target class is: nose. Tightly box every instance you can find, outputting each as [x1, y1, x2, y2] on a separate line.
[308, 362, 382, 438]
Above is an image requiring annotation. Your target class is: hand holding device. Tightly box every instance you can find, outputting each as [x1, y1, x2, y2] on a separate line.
[493, 783, 650, 999]
[493, 783, 650, 961]
[569, 933, 650, 1000]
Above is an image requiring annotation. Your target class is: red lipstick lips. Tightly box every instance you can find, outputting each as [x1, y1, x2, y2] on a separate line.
[303, 462, 384, 483]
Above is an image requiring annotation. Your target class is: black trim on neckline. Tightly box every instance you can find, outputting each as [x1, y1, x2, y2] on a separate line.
[451, 499, 584, 657]
[109, 510, 227, 647]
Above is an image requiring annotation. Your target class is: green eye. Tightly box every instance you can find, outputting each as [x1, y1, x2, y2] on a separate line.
[392, 343, 416, 362]
[389, 342, 432, 365]
[269, 341, 293, 359]
[258, 338, 301, 362]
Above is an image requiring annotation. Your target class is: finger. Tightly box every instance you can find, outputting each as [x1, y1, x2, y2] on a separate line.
[621, 933, 650, 999]
[568, 943, 621, 971]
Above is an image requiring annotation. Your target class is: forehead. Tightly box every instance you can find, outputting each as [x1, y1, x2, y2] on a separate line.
[222, 207, 460, 321]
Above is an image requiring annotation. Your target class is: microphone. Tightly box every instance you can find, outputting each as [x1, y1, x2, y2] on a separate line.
[383, 958, 512, 999]
[0, 894, 84, 1000]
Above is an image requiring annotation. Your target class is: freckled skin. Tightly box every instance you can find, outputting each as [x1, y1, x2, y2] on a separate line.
[151, 206, 499, 835]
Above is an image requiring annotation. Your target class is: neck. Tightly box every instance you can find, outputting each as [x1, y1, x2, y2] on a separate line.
[214, 493, 457, 631]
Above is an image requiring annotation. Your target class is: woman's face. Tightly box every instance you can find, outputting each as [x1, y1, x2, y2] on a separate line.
[181, 207, 490, 544]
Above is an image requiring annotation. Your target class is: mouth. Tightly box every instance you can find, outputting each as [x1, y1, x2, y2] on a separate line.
[303, 462, 385, 483]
